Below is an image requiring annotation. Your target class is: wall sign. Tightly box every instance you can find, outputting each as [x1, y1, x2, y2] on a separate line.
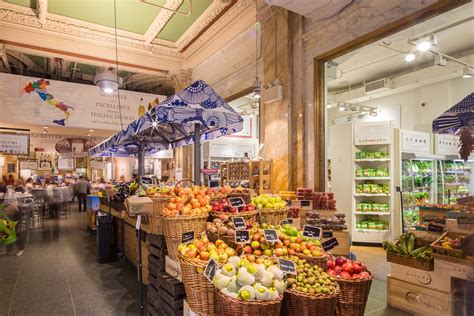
[0, 133, 29, 155]
[55, 138, 96, 157]
[90, 160, 105, 170]
[209, 142, 256, 158]
[37, 152, 54, 170]
[354, 121, 392, 145]
[19, 160, 37, 170]
[434, 134, 459, 155]
[57, 157, 74, 170]
[401, 130, 431, 154]
[201, 168, 219, 176]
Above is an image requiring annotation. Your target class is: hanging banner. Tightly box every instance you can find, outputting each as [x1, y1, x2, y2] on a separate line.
[0, 133, 29, 155]
[401, 130, 431, 154]
[0, 73, 166, 130]
[30, 133, 103, 154]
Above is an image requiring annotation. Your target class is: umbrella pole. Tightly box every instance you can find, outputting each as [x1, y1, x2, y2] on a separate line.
[138, 142, 145, 185]
[194, 123, 201, 185]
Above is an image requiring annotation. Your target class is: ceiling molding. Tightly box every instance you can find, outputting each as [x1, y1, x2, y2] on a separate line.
[143, 0, 183, 44]
[36, 0, 47, 26]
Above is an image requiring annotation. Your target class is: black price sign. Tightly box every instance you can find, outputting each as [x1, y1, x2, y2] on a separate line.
[303, 225, 322, 239]
[322, 238, 339, 251]
[427, 223, 444, 234]
[232, 217, 246, 230]
[182, 231, 195, 243]
[235, 230, 250, 244]
[323, 231, 333, 238]
[301, 200, 311, 207]
[227, 197, 246, 208]
[264, 229, 279, 243]
[279, 258, 297, 275]
[204, 258, 218, 282]
[280, 218, 293, 226]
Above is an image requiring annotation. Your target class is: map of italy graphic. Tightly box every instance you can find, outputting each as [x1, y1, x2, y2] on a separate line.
[23, 78, 74, 126]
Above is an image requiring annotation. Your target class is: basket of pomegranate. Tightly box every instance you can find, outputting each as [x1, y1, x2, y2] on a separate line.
[282, 256, 339, 316]
[178, 237, 235, 316]
[252, 194, 288, 226]
[213, 256, 286, 316]
[327, 256, 372, 316]
[211, 199, 257, 222]
[161, 186, 211, 260]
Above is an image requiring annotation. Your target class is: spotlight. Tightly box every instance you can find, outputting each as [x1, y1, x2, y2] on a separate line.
[357, 112, 368, 119]
[350, 104, 358, 111]
[370, 111, 378, 117]
[152, 121, 158, 127]
[253, 79, 261, 100]
[405, 52, 416, 62]
[462, 66, 473, 78]
[416, 35, 435, 52]
[338, 105, 345, 112]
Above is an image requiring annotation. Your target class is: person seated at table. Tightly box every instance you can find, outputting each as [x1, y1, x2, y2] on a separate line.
[0, 186, 24, 256]
[25, 178, 34, 190]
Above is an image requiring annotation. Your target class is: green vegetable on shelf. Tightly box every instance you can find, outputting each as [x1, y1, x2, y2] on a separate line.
[383, 232, 431, 259]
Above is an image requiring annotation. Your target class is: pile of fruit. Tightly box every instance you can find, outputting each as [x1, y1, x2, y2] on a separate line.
[287, 257, 338, 295]
[211, 199, 256, 214]
[145, 186, 174, 197]
[178, 237, 235, 263]
[206, 216, 237, 239]
[207, 186, 233, 199]
[306, 211, 347, 231]
[326, 256, 370, 279]
[161, 186, 212, 217]
[434, 235, 463, 250]
[383, 232, 432, 260]
[251, 194, 287, 210]
[213, 256, 286, 301]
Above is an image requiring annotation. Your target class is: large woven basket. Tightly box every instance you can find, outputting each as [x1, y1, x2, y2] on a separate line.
[282, 286, 339, 316]
[216, 290, 283, 316]
[335, 274, 372, 316]
[258, 207, 288, 225]
[210, 210, 257, 223]
[148, 196, 169, 235]
[207, 231, 237, 249]
[162, 213, 208, 260]
[178, 254, 221, 316]
[295, 254, 328, 270]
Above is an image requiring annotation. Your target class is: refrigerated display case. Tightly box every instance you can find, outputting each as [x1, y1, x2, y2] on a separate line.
[437, 160, 470, 204]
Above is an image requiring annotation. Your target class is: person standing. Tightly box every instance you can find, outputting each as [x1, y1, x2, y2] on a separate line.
[74, 176, 90, 212]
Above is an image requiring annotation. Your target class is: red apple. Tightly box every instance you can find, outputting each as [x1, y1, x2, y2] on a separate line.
[352, 274, 361, 279]
[339, 271, 351, 279]
[352, 263, 363, 274]
[342, 263, 354, 274]
[327, 269, 336, 276]
[243, 245, 253, 254]
[327, 261, 335, 269]
[335, 256, 347, 266]
[334, 266, 342, 274]
[253, 249, 263, 256]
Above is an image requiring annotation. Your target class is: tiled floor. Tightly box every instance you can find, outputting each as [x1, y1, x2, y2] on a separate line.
[0, 208, 410, 316]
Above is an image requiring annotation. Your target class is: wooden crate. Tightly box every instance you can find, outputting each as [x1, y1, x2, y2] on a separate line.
[148, 272, 185, 316]
[165, 255, 182, 282]
[434, 259, 474, 281]
[390, 263, 450, 293]
[387, 275, 453, 316]
[123, 223, 149, 284]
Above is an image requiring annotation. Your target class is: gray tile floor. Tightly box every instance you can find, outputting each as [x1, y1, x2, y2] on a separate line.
[0, 207, 410, 316]
[0, 209, 141, 316]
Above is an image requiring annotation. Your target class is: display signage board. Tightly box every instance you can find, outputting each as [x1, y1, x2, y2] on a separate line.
[204, 258, 218, 282]
[228, 197, 246, 208]
[263, 229, 279, 243]
[303, 225, 322, 239]
[57, 157, 74, 170]
[0, 73, 165, 130]
[201, 168, 219, 176]
[280, 218, 293, 226]
[279, 258, 297, 275]
[182, 231, 195, 243]
[434, 134, 459, 155]
[90, 160, 105, 170]
[427, 223, 444, 234]
[323, 231, 333, 238]
[235, 230, 250, 244]
[209, 142, 256, 158]
[55, 138, 96, 157]
[19, 160, 37, 170]
[231, 217, 246, 230]
[322, 238, 339, 251]
[30, 133, 103, 153]
[401, 130, 431, 154]
[0, 133, 29, 155]
[354, 121, 392, 145]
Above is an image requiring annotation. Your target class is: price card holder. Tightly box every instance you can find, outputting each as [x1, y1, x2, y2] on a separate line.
[322, 231, 333, 238]
[232, 217, 246, 230]
[182, 231, 195, 244]
[264, 229, 279, 243]
[279, 258, 297, 275]
[235, 230, 250, 244]
[280, 218, 293, 226]
[322, 238, 339, 251]
[204, 258, 218, 282]
[227, 197, 246, 208]
[427, 223, 444, 234]
[303, 225, 322, 240]
[457, 216, 474, 225]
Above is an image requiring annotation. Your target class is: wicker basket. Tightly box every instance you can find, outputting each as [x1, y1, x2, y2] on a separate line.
[258, 208, 288, 226]
[216, 290, 283, 316]
[386, 252, 434, 271]
[228, 192, 252, 204]
[295, 254, 328, 270]
[162, 214, 208, 260]
[282, 287, 339, 316]
[178, 254, 221, 316]
[210, 210, 257, 223]
[207, 230, 237, 249]
[148, 196, 169, 235]
[431, 232, 473, 264]
[335, 274, 372, 316]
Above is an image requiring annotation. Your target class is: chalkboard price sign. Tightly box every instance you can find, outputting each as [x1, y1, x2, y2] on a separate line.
[232, 217, 246, 230]
[323, 231, 333, 238]
[322, 238, 339, 251]
[182, 231, 195, 243]
[302, 225, 322, 239]
[280, 218, 293, 226]
[204, 258, 218, 282]
[235, 230, 250, 244]
[279, 258, 297, 275]
[227, 197, 246, 208]
[427, 223, 444, 234]
[264, 229, 279, 243]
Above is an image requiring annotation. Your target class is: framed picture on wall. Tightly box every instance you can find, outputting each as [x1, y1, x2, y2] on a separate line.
[7, 164, 15, 173]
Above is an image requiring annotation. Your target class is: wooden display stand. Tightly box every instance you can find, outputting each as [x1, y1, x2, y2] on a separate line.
[249, 159, 273, 194]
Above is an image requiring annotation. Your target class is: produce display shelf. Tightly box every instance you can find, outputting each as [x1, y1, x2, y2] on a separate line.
[355, 158, 391, 162]
[355, 177, 390, 180]
[355, 212, 391, 215]
[356, 228, 390, 232]
[354, 193, 390, 197]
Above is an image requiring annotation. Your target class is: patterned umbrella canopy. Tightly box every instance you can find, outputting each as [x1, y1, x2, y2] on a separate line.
[433, 93, 474, 134]
[89, 80, 243, 157]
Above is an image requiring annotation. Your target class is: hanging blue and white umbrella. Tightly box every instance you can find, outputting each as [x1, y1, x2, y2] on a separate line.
[433, 93, 474, 134]
[89, 80, 244, 157]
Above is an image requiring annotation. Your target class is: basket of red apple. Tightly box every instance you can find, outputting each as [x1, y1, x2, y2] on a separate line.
[211, 199, 257, 222]
[282, 256, 340, 316]
[161, 186, 212, 260]
[208, 186, 233, 204]
[178, 237, 234, 316]
[326, 256, 372, 316]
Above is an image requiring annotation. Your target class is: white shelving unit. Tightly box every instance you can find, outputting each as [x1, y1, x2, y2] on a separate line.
[352, 121, 394, 244]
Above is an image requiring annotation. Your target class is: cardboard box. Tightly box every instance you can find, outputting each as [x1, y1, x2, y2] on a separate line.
[125, 196, 153, 215]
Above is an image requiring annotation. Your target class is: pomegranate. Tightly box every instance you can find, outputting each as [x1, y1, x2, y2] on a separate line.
[342, 263, 354, 274]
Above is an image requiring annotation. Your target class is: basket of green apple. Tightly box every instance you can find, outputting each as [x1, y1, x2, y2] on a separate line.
[282, 257, 339, 316]
[213, 256, 286, 316]
[252, 194, 288, 226]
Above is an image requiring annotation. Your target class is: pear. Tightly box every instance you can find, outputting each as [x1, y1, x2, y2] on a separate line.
[268, 287, 279, 300]
[238, 285, 256, 300]
[254, 285, 270, 300]
[228, 256, 241, 269]
[221, 288, 238, 299]
[213, 273, 231, 290]
[237, 269, 255, 287]
[260, 271, 274, 287]
[227, 276, 239, 293]
[266, 265, 284, 280]
[273, 279, 286, 294]
[221, 263, 236, 277]
[252, 264, 266, 281]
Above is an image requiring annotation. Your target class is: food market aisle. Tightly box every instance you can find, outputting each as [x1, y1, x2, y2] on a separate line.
[0, 209, 140, 316]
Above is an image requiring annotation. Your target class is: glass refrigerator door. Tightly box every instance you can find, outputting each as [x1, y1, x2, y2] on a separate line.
[439, 160, 470, 204]
[401, 159, 415, 231]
